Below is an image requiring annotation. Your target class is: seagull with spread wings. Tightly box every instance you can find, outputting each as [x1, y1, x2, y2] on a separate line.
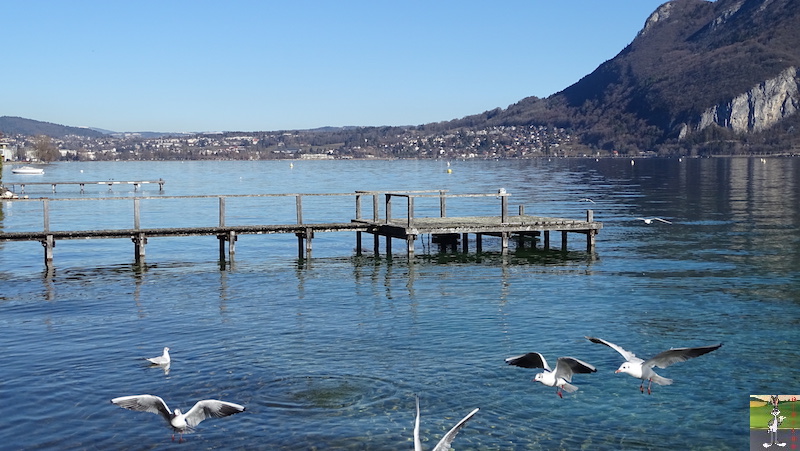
[636, 217, 672, 224]
[505, 352, 597, 398]
[111, 394, 245, 442]
[585, 336, 722, 394]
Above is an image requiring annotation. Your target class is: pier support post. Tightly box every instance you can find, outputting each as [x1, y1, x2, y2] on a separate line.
[407, 234, 415, 255]
[356, 231, 362, 255]
[297, 234, 304, 259]
[41, 199, 54, 267]
[586, 210, 595, 253]
[561, 231, 568, 251]
[133, 233, 146, 265]
[476, 233, 483, 252]
[501, 232, 509, 250]
[218, 231, 236, 264]
[296, 229, 313, 259]
[228, 231, 236, 258]
[42, 235, 54, 268]
[544, 231, 550, 250]
[132, 198, 146, 264]
[462, 233, 469, 252]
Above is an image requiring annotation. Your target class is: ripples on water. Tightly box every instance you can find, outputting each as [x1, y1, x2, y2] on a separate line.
[1, 158, 798, 449]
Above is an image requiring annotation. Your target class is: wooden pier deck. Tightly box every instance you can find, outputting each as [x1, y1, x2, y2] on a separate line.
[0, 190, 602, 268]
[363, 214, 600, 254]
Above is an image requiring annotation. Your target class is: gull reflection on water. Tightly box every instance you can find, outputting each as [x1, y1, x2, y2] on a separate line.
[148, 361, 170, 375]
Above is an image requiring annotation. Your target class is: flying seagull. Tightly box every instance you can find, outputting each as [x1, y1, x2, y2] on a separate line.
[145, 347, 170, 365]
[414, 397, 478, 451]
[579, 198, 595, 203]
[111, 394, 245, 442]
[505, 352, 597, 398]
[585, 336, 722, 394]
[636, 217, 672, 224]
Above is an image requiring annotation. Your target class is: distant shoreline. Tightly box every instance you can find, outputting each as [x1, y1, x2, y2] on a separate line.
[3, 153, 799, 166]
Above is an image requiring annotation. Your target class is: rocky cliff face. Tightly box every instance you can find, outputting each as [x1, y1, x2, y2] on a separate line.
[446, 0, 800, 154]
[688, 66, 799, 137]
[637, 2, 674, 38]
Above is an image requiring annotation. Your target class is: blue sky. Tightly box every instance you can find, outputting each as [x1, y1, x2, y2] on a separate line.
[3, 1, 670, 133]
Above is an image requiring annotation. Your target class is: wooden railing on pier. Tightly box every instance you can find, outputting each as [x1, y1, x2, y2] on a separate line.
[4, 179, 165, 194]
[0, 190, 602, 268]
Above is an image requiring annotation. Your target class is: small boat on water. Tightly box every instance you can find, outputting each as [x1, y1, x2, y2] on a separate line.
[11, 166, 44, 175]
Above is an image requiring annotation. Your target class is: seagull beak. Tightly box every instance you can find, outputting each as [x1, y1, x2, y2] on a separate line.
[614, 369, 621, 373]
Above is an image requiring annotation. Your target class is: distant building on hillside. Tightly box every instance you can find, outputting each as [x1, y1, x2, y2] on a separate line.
[300, 153, 334, 160]
[0, 142, 14, 161]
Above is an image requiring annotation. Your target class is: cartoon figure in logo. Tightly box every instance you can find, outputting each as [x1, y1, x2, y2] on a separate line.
[764, 395, 787, 448]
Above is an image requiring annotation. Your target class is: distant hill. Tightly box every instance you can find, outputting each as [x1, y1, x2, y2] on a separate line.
[439, 0, 800, 154]
[0, 116, 106, 139]
[0, 117, 195, 139]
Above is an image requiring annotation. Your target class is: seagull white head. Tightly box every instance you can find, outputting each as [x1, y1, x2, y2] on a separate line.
[615, 362, 640, 378]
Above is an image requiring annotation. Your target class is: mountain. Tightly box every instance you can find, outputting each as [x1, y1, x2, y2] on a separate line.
[0, 116, 106, 139]
[445, 0, 800, 155]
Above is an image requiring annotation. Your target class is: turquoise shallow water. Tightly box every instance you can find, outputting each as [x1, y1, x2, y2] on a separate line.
[1, 158, 798, 449]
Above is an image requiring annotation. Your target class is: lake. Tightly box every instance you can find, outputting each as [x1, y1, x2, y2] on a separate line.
[1, 157, 798, 450]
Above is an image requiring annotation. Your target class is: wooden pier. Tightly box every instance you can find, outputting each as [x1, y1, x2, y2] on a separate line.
[0, 190, 602, 268]
[5, 179, 165, 194]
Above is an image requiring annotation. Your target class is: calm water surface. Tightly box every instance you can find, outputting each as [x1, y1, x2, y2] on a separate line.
[1, 158, 798, 450]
